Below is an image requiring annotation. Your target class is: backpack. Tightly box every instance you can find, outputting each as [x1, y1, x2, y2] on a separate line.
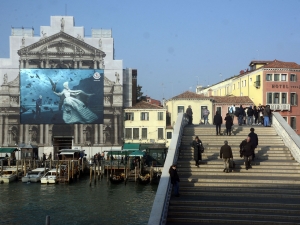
[234, 107, 240, 117]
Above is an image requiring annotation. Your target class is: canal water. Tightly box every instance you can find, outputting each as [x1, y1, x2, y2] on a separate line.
[0, 177, 157, 225]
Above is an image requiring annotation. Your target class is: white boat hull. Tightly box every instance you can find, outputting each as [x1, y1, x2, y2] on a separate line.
[22, 176, 41, 183]
[0, 174, 17, 183]
[41, 176, 57, 184]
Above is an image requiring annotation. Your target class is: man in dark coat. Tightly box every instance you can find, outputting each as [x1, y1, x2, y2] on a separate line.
[224, 113, 233, 136]
[186, 105, 193, 125]
[213, 111, 223, 135]
[240, 136, 254, 170]
[169, 164, 180, 197]
[191, 136, 203, 167]
[220, 140, 233, 173]
[237, 105, 245, 126]
[248, 128, 258, 159]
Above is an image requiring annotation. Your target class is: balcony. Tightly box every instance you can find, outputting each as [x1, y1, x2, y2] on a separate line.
[269, 104, 290, 111]
[254, 81, 260, 88]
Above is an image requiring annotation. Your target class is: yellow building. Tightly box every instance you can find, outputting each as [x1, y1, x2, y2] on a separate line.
[198, 60, 271, 106]
[124, 101, 168, 146]
[165, 91, 214, 125]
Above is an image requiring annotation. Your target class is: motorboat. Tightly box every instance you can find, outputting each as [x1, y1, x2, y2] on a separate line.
[109, 173, 125, 184]
[41, 169, 58, 184]
[22, 168, 48, 183]
[0, 167, 20, 183]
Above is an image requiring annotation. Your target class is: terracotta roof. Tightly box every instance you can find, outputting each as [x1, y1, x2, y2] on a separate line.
[212, 96, 253, 104]
[168, 91, 209, 100]
[127, 101, 164, 109]
[263, 60, 300, 69]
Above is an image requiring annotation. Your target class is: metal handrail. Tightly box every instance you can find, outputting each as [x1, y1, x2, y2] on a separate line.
[148, 113, 188, 225]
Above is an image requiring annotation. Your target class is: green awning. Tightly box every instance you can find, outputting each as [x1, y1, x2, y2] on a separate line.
[0, 148, 18, 153]
[123, 143, 140, 151]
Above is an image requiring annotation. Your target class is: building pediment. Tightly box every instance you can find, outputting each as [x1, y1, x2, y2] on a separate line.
[18, 31, 105, 58]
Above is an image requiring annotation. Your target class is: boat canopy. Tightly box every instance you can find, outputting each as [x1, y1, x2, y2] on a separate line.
[0, 148, 18, 153]
[123, 143, 140, 151]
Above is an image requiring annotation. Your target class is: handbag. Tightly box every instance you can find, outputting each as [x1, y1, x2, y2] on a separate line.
[200, 145, 204, 153]
[229, 159, 235, 168]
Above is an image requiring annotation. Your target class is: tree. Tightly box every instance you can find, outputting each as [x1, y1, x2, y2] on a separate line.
[137, 85, 143, 101]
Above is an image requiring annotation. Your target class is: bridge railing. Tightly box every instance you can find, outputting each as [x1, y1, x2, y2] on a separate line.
[272, 112, 300, 163]
[148, 113, 189, 225]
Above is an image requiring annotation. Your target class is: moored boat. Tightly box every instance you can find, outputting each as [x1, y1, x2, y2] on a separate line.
[22, 168, 48, 183]
[109, 173, 125, 184]
[41, 169, 58, 184]
[137, 173, 150, 185]
[0, 167, 20, 183]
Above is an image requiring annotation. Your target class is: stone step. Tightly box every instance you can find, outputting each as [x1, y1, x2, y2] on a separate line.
[176, 160, 300, 166]
[178, 156, 294, 160]
[179, 181, 300, 188]
[179, 152, 292, 156]
[178, 171, 300, 177]
[167, 218, 298, 225]
[168, 211, 300, 224]
[178, 186, 300, 194]
[170, 200, 300, 209]
[177, 164, 300, 170]
[177, 168, 300, 173]
[180, 147, 289, 151]
[179, 176, 300, 185]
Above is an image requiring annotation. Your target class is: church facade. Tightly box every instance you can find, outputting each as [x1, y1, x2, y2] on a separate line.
[0, 16, 126, 159]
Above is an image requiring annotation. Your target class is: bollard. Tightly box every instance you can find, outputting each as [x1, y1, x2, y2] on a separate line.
[45, 215, 50, 225]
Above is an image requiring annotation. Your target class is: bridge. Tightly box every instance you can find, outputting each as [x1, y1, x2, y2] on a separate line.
[148, 112, 300, 225]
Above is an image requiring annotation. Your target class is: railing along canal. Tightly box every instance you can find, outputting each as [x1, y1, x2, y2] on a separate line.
[148, 113, 188, 225]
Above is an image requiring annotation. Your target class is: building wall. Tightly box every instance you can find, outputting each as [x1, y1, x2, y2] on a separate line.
[124, 108, 167, 145]
[0, 16, 126, 158]
[166, 99, 213, 125]
[262, 69, 300, 132]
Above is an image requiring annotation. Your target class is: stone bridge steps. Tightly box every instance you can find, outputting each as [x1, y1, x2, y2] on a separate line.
[167, 125, 300, 224]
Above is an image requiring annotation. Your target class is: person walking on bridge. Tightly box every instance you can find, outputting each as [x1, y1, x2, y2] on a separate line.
[220, 140, 233, 173]
[169, 164, 180, 197]
[248, 128, 258, 160]
[191, 136, 203, 167]
[240, 136, 254, 170]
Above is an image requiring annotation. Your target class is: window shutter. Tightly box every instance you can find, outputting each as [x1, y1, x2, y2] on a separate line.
[296, 93, 298, 106]
[296, 75, 298, 82]
[131, 113, 134, 121]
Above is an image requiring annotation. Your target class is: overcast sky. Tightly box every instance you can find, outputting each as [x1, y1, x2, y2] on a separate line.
[1, 0, 300, 101]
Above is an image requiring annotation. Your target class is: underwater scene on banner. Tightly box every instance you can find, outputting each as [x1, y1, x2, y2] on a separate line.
[20, 69, 104, 124]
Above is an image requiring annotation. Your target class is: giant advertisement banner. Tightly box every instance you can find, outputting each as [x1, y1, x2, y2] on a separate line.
[20, 69, 104, 124]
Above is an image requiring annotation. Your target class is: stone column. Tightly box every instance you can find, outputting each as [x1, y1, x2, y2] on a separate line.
[73, 60, 77, 69]
[45, 124, 49, 145]
[114, 114, 118, 145]
[19, 124, 23, 144]
[45, 59, 49, 68]
[25, 59, 29, 68]
[39, 124, 44, 144]
[0, 115, 3, 145]
[19, 59, 24, 69]
[8, 130, 12, 144]
[80, 124, 84, 144]
[94, 124, 98, 144]
[99, 124, 103, 144]
[25, 124, 29, 144]
[93, 60, 97, 69]
[3, 115, 9, 146]
[79, 60, 82, 68]
[40, 60, 44, 68]
[74, 124, 78, 144]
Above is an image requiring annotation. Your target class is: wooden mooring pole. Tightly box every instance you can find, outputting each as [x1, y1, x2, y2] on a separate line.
[45, 215, 50, 225]
[89, 166, 92, 186]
